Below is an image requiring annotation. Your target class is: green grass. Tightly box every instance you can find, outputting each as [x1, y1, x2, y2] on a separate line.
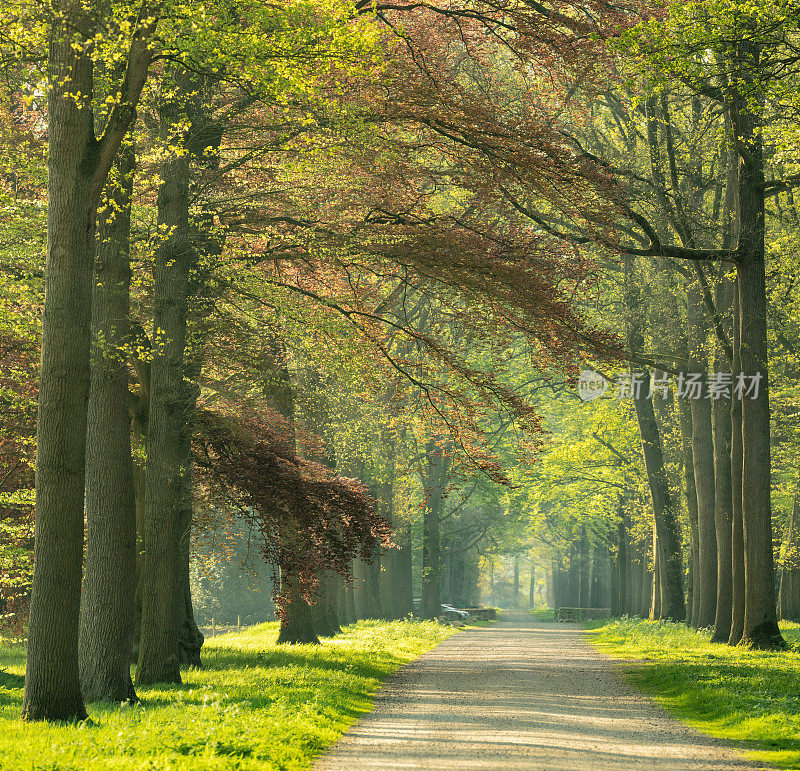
[587, 617, 800, 770]
[0, 619, 456, 769]
[528, 608, 556, 622]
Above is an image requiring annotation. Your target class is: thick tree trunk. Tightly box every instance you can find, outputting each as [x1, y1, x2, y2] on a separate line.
[735, 61, 784, 647]
[79, 143, 138, 703]
[353, 558, 378, 619]
[312, 574, 341, 638]
[345, 580, 357, 625]
[136, 117, 194, 686]
[277, 575, 319, 644]
[23, 3, 150, 722]
[176, 478, 203, 666]
[23, 35, 98, 723]
[421, 440, 448, 620]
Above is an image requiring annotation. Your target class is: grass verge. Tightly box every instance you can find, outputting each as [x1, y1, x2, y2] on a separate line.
[0, 618, 456, 770]
[587, 617, 800, 770]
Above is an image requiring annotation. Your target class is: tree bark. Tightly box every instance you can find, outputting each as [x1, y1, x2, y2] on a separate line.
[23, 2, 152, 722]
[79, 142, 138, 703]
[276, 574, 319, 644]
[686, 285, 717, 628]
[421, 440, 448, 620]
[678, 398, 701, 625]
[711, 274, 734, 643]
[640, 526, 653, 618]
[734, 46, 784, 647]
[136, 104, 195, 685]
[632, 376, 686, 622]
[729, 290, 746, 645]
[778, 471, 800, 622]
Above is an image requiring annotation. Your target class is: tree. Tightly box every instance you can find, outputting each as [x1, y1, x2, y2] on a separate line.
[23, 0, 154, 720]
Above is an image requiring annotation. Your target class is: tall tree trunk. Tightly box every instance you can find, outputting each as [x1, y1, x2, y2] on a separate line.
[175, 469, 203, 666]
[678, 398, 701, 625]
[778, 471, 800, 622]
[632, 376, 686, 621]
[23, 3, 150, 723]
[651, 536, 662, 620]
[394, 521, 414, 617]
[421, 440, 448, 620]
[686, 286, 717, 628]
[615, 507, 628, 616]
[734, 48, 784, 647]
[79, 143, 137, 703]
[345, 579, 357, 625]
[136, 101, 196, 685]
[640, 526, 653, 618]
[22, 25, 98, 724]
[711, 275, 734, 643]
[729, 292, 746, 645]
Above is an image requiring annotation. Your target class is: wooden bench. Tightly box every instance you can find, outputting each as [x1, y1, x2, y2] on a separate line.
[556, 607, 611, 622]
[462, 607, 497, 620]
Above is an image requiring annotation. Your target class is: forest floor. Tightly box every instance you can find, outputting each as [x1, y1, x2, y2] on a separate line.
[0, 619, 458, 769]
[316, 616, 766, 770]
[588, 617, 800, 770]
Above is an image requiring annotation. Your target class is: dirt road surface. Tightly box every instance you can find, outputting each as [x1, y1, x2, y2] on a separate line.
[315, 618, 767, 770]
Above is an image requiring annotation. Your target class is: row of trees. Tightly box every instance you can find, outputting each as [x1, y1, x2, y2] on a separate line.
[4, 0, 799, 725]
[1, 0, 639, 722]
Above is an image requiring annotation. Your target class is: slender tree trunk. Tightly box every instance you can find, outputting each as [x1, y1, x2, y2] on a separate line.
[678, 398, 701, 625]
[778, 471, 800, 622]
[633, 377, 686, 621]
[729, 291, 746, 645]
[686, 286, 717, 628]
[651, 537, 662, 620]
[175, 471, 203, 666]
[394, 522, 414, 617]
[421, 440, 447, 620]
[640, 526, 653, 618]
[711, 277, 734, 643]
[616, 508, 628, 616]
[79, 143, 138, 703]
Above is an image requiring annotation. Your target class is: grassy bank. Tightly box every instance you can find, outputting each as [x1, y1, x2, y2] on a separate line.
[0, 619, 457, 770]
[587, 617, 800, 770]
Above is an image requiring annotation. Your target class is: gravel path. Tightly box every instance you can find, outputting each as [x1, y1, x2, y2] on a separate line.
[315, 618, 768, 770]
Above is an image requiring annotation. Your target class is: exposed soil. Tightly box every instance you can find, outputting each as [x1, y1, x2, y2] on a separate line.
[315, 617, 769, 770]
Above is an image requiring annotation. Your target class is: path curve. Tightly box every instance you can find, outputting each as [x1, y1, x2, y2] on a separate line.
[316, 618, 768, 770]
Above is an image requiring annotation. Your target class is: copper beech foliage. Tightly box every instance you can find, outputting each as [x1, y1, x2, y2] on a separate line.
[192, 404, 393, 615]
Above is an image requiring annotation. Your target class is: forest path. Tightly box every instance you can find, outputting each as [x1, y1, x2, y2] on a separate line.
[315, 617, 767, 770]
